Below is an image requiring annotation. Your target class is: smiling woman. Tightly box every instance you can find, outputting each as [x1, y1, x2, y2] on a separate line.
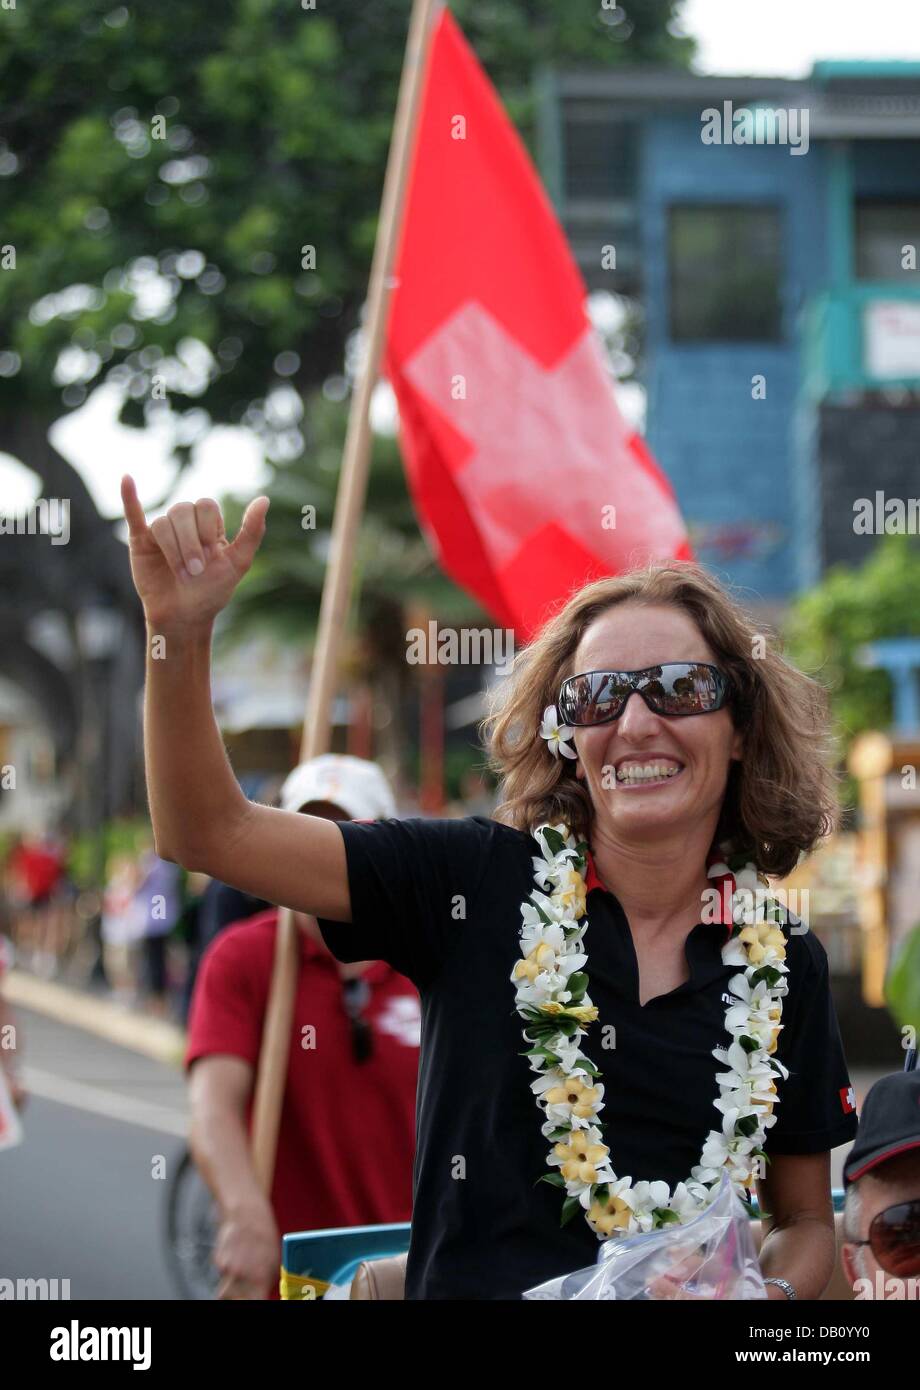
[472, 565, 849, 1266]
[124, 478, 857, 1300]
[316, 563, 856, 1297]
[486, 562, 838, 879]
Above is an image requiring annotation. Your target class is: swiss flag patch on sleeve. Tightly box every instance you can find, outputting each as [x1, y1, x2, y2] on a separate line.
[839, 1085, 857, 1114]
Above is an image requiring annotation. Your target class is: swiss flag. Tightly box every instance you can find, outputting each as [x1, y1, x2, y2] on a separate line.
[840, 1085, 857, 1115]
[385, 9, 691, 640]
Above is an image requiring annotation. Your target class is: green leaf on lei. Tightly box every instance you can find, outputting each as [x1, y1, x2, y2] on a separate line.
[522, 1045, 562, 1064]
[750, 965, 783, 988]
[561, 1194, 582, 1227]
[541, 826, 569, 857]
[567, 971, 589, 1002]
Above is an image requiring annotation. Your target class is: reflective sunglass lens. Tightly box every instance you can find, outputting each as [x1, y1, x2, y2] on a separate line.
[653, 665, 722, 714]
[873, 1205, 920, 1275]
[560, 664, 726, 726]
[562, 674, 625, 725]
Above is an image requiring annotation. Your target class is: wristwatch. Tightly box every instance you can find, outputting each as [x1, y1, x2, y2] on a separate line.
[763, 1276, 797, 1300]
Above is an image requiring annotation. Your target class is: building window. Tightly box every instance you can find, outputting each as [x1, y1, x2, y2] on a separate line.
[559, 107, 640, 295]
[562, 113, 638, 202]
[668, 204, 783, 342]
[856, 200, 920, 281]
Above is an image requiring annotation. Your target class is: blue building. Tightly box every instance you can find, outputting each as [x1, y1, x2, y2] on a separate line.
[538, 63, 920, 606]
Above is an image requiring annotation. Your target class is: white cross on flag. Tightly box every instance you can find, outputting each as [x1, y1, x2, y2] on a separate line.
[385, 9, 691, 639]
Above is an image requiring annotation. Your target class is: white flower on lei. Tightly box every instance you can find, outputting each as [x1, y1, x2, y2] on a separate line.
[714, 1040, 784, 1108]
[670, 1180, 714, 1221]
[551, 1034, 592, 1074]
[520, 892, 570, 933]
[623, 1180, 673, 1231]
[532, 1066, 605, 1127]
[723, 973, 784, 1047]
[511, 917, 588, 1007]
[531, 825, 579, 888]
[692, 1129, 759, 1186]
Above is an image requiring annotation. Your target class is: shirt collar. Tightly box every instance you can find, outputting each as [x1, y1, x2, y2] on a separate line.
[584, 848, 609, 896]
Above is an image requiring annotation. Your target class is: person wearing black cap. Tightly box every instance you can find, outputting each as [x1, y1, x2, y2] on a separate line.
[841, 1067, 920, 1299]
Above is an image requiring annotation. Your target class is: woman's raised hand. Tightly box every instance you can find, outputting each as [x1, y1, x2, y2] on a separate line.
[121, 475, 269, 630]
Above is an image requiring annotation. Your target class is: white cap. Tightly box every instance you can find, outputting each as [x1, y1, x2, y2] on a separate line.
[279, 754, 397, 821]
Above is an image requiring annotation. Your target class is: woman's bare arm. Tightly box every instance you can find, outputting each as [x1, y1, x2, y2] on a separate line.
[756, 1151, 837, 1299]
[123, 475, 351, 920]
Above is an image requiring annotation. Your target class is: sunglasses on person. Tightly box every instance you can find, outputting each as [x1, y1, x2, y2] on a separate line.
[849, 1198, 920, 1277]
[341, 977, 374, 1064]
[558, 662, 731, 728]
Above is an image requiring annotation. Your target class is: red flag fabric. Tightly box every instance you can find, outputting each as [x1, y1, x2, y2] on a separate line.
[385, 8, 692, 641]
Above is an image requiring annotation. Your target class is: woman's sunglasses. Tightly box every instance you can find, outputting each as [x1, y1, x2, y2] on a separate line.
[849, 1198, 920, 1277]
[558, 662, 731, 728]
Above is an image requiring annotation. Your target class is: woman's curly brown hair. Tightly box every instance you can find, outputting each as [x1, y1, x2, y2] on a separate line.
[480, 563, 838, 878]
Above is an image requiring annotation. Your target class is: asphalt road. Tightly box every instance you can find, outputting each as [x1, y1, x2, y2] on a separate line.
[0, 1006, 190, 1301]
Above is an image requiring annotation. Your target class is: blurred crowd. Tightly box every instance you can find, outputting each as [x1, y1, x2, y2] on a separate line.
[1, 827, 210, 1021]
[0, 767, 497, 1024]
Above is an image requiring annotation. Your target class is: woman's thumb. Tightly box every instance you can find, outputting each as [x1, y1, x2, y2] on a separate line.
[230, 496, 270, 571]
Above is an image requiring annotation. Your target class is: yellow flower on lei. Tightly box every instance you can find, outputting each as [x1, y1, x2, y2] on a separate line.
[588, 1192, 633, 1236]
[540, 1001, 599, 1024]
[544, 1074, 602, 1119]
[554, 1131, 610, 1185]
[738, 920, 787, 964]
[513, 941, 558, 982]
[551, 865, 587, 921]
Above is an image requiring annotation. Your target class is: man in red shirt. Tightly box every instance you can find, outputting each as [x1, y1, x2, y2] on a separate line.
[185, 755, 419, 1299]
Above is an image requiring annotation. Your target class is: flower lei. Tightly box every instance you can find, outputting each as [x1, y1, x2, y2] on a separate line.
[512, 821, 791, 1239]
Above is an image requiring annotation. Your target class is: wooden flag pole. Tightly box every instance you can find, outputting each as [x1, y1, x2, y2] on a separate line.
[250, 0, 440, 1197]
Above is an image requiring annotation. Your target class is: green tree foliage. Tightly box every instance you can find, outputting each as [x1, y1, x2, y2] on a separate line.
[785, 535, 920, 749]
[886, 923, 920, 1035]
[0, 0, 693, 458]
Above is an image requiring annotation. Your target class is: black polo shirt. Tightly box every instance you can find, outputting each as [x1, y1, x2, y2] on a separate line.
[317, 815, 858, 1301]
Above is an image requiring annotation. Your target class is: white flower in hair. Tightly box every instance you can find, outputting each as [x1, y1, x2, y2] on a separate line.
[539, 704, 577, 759]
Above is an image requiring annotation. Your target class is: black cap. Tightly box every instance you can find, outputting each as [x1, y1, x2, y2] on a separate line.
[843, 1070, 920, 1186]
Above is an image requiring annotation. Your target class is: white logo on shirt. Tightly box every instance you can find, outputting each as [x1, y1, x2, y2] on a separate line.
[376, 995, 421, 1048]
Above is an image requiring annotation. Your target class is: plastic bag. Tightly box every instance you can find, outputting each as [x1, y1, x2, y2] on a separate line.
[523, 1172, 767, 1300]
